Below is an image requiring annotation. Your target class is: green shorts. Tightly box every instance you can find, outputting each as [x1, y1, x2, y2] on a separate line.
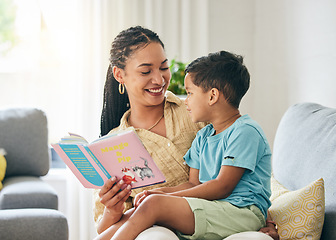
[177, 198, 266, 240]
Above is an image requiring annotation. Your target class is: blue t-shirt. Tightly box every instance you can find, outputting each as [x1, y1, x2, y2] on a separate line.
[184, 115, 272, 218]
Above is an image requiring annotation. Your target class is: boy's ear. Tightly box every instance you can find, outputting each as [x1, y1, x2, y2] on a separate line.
[112, 66, 124, 83]
[209, 88, 220, 106]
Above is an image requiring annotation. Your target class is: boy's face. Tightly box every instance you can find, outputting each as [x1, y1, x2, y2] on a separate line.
[184, 73, 211, 123]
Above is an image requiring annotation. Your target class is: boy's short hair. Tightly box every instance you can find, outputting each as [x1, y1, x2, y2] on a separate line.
[185, 51, 250, 109]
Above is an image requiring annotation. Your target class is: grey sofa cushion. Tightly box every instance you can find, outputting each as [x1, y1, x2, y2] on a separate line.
[0, 208, 68, 240]
[0, 176, 58, 210]
[272, 102, 336, 240]
[0, 108, 50, 177]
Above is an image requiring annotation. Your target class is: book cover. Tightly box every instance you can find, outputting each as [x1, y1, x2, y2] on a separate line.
[52, 128, 166, 189]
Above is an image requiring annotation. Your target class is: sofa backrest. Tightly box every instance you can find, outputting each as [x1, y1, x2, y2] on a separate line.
[272, 102, 336, 239]
[0, 108, 50, 177]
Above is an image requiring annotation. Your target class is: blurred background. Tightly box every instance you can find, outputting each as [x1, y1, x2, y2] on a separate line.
[1, 0, 335, 239]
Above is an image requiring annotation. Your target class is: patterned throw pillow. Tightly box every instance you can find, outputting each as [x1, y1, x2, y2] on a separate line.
[0, 148, 7, 190]
[269, 177, 325, 240]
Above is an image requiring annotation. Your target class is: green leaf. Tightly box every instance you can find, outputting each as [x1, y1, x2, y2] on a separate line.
[0, 0, 18, 55]
[168, 59, 187, 95]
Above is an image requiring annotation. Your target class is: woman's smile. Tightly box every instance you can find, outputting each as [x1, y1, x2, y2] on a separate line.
[146, 85, 165, 95]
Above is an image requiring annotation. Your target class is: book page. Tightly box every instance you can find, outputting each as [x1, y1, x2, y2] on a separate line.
[88, 130, 165, 189]
[52, 144, 109, 188]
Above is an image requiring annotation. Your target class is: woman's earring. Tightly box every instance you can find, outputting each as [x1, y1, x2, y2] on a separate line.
[119, 83, 125, 95]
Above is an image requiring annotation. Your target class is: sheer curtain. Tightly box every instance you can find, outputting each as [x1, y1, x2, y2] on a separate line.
[38, 1, 105, 239]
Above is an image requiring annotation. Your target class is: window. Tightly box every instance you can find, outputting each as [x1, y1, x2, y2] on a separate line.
[0, 0, 41, 72]
[0, 0, 87, 143]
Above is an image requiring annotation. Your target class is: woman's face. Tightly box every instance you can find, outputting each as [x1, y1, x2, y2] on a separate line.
[117, 42, 171, 108]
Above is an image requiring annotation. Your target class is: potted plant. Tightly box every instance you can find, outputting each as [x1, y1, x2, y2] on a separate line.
[168, 59, 187, 95]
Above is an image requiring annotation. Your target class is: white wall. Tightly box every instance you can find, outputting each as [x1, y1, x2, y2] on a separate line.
[203, 0, 336, 147]
[115, 0, 336, 148]
[2, 0, 335, 150]
[253, 0, 336, 147]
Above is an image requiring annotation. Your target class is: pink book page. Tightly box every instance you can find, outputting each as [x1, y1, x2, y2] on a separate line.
[52, 144, 109, 188]
[88, 131, 165, 189]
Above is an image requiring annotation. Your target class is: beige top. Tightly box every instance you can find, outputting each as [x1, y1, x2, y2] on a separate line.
[93, 91, 205, 226]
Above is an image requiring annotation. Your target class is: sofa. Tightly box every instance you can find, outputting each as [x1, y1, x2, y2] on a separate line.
[270, 102, 335, 240]
[132, 102, 334, 240]
[0, 108, 69, 240]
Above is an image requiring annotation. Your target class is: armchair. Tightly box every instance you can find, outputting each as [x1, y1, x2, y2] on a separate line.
[0, 108, 68, 240]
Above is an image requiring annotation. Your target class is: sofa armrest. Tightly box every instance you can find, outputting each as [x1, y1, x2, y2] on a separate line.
[0, 176, 58, 210]
[0, 209, 68, 240]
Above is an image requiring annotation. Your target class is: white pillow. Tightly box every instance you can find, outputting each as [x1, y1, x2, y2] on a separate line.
[135, 226, 179, 240]
[225, 231, 273, 240]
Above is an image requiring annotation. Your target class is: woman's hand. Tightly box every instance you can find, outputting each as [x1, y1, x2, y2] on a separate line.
[259, 212, 279, 240]
[259, 225, 279, 240]
[99, 177, 132, 222]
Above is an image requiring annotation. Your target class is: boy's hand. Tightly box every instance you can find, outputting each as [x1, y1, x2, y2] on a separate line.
[133, 190, 148, 208]
[134, 190, 166, 208]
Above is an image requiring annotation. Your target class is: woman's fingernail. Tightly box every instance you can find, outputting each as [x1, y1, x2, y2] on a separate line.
[127, 185, 132, 190]
[111, 176, 116, 181]
[119, 180, 124, 185]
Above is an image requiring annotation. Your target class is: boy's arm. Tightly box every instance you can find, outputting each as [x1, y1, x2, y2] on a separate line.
[169, 165, 245, 200]
[133, 168, 200, 207]
[134, 165, 243, 207]
[157, 167, 201, 193]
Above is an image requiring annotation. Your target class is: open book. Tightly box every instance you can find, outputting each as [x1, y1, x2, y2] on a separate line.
[51, 128, 166, 189]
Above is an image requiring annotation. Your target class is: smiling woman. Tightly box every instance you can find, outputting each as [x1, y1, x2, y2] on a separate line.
[113, 42, 170, 110]
[100, 26, 170, 136]
[94, 26, 206, 238]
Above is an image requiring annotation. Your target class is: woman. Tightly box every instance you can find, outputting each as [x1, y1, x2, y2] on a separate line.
[94, 26, 278, 240]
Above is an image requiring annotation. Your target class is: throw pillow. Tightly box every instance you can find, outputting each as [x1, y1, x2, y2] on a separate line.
[269, 176, 325, 240]
[0, 148, 7, 190]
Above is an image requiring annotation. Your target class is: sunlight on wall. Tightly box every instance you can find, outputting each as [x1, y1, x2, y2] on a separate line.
[0, 3, 103, 237]
[0, 0, 93, 144]
[0, 0, 40, 72]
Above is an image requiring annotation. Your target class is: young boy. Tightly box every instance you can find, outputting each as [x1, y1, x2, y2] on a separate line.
[110, 50, 272, 240]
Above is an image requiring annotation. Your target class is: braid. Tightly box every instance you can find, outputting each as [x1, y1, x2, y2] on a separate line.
[100, 65, 129, 136]
[100, 26, 164, 136]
